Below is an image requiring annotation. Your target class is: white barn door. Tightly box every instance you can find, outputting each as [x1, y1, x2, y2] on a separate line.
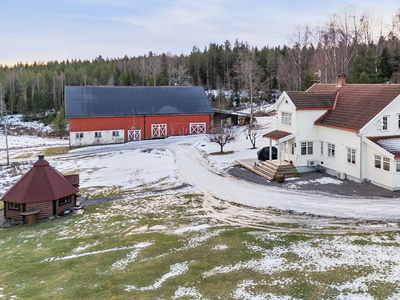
[151, 124, 167, 138]
[189, 123, 206, 134]
[128, 130, 141, 141]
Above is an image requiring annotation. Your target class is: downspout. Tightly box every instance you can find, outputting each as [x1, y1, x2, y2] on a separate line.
[357, 132, 363, 182]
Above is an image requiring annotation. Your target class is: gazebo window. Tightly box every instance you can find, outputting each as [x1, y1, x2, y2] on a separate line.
[59, 196, 71, 206]
[8, 202, 20, 211]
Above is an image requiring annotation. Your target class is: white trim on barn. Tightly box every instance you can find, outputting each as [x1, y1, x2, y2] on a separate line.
[189, 123, 206, 134]
[128, 130, 141, 141]
[151, 124, 167, 138]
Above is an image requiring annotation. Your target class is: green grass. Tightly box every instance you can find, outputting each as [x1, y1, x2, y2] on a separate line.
[209, 150, 235, 156]
[43, 146, 70, 156]
[1, 194, 400, 299]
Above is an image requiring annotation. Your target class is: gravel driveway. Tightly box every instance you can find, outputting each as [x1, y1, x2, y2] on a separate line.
[228, 166, 400, 198]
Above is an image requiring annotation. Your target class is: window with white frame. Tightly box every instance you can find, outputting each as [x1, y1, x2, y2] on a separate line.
[327, 143, 335, 158]
[291, 143, 295, 155]
[375, 155, 391, 171]
[381, 116, 389, 131]
[398, 114, 400, 130]
[75, 132, 84, 139]
[301, 141, 313, 155]
[320, 141, 324, 155]
[94, 132, 102, 138]
[375, 155, 382, 169]
[396, 159, 400, 172]
[112, 131, 119, 137]
[347, 148, 356, 164]
[383, 157, 390, 171]
[281, 112, 292, 126]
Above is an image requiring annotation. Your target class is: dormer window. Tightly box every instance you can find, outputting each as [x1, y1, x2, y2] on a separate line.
[381, 116, 389, 131]
[282, 112, 292, 126]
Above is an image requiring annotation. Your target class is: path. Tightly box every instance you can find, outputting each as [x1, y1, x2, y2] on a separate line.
[172, 144, 400, 221]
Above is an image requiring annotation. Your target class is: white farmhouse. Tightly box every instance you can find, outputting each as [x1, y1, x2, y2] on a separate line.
[263, 75, 400, 191]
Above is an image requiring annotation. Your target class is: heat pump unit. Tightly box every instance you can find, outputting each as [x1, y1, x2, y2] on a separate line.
[307, 160, 317, 167]
[337, 172, 346, 180]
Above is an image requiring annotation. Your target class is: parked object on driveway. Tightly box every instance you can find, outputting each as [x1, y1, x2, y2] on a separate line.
[257, 146, 277, 161]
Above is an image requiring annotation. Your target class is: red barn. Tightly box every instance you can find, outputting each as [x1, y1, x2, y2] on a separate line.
[65, 86, 213, 147]
[1, 156, 79, 223]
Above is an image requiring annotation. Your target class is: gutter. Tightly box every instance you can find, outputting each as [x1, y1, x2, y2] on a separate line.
[356, 132, 363, 181]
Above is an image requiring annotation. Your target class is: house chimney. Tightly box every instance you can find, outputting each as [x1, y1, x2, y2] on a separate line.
[38, 155, 45, 161]
[337, 74, 346, 86]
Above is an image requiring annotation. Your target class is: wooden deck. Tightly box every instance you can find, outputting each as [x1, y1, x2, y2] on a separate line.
[235, 159, 298, 181]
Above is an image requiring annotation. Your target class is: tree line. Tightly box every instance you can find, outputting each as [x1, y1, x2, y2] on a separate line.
[2, 6, 400, 118]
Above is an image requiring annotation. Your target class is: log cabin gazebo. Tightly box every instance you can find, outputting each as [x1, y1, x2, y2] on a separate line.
[1, 156, 79, 223]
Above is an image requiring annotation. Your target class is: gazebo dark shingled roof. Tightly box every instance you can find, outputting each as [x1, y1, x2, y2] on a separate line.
[1, 159, 79, 204]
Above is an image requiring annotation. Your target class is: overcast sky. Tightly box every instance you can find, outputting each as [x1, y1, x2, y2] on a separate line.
[0, 0, 398, 66]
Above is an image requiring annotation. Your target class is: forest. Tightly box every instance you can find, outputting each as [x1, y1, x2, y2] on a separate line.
[2, 6, 400, 118]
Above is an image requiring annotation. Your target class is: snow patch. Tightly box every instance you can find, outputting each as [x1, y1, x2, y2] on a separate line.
[212, 244, 228, 251]
[174, 224, 211, 234]
[125, 262, 189, 291]
[173, 286, 203, 299]
[111, 242, 152, 270]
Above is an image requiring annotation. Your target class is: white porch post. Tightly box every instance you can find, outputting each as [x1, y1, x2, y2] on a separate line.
[279, 142, 282, 166]
[269, 139, 272, 161]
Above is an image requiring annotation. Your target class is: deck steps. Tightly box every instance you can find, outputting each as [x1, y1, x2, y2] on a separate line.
[236, 159, 299, 181]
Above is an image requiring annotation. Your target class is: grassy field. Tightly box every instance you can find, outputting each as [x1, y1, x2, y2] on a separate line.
[1, 193, 400, 299]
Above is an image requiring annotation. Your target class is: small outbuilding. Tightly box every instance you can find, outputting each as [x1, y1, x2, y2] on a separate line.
[1, 156, 79, 223]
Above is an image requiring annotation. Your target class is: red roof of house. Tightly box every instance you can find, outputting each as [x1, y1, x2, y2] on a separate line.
[1, 159, 79, 204]
[307, 84, 400, 131]
[286, 91, 337, 110]
[367, 136, 400, 158]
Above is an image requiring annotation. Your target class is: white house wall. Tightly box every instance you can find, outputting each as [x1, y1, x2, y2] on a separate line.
[316, 126, 361, 181]
[276, 98, 296, 133]
[70, 130, 125, 147]
[295, 110, 327, 168]
[363, 141, 398, 190]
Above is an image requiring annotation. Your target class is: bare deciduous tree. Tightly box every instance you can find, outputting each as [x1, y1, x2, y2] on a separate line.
[208, 127, 236, 153]
[245, 127, 262, 149]
[170, 63, 192, 86]
[234, 48, 262, 127]
[148, 55, 162, 86]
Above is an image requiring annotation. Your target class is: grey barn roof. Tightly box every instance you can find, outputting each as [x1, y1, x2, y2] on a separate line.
[65, 86, 213, 118]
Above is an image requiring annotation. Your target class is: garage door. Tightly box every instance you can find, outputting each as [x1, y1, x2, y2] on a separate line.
[190, 123, 206, 134]
[128, 130, 141, 141]
[151, 124, 167, 138]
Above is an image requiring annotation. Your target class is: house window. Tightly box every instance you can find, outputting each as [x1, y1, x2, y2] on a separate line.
[94, 132, 102, 138]
[112, 131, 119, 137]
[398, 114, 400, 130]
[347, 148, 356, 164]
[381, 116, 389, 131]
[8, 202, 20, 211]
[301, 141, 313, 155]
[281, 112, 292, 126]
[327, 143, 335, 158]
[396, 159, 400, 172]
[375, 155, 382, 169]
[291, 143, 295, 155]
[320, 141, 324, 155]
[375, 155, 391, 171]
[383, 157, 390, 171]
[59, 196, 71, 206]
[75, 132, 84, 139]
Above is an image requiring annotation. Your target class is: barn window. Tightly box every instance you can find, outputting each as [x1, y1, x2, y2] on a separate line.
[75, 132, 84, 139]
[112, 131, 119, 137]
[94, 132, 102, 138]
[59, 196, 71, 206]
[8, 202, 20, 211]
